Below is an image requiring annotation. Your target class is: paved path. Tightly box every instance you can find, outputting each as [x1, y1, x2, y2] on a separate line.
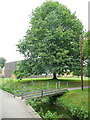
[68, 86, 90, 91]
[0, 89, 42, 119]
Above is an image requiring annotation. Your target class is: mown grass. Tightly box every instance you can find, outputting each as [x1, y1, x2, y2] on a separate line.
[0, 77, 89, 95]
[58, 77, 89, 81]
[21, 76, 89, 82]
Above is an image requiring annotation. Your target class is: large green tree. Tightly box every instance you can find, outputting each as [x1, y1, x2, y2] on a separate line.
[17, 1, 83, 79]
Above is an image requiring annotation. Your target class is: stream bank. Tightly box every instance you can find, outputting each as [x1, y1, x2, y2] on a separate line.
[26, 88, 89, 120]
[26, 97, 78, 120]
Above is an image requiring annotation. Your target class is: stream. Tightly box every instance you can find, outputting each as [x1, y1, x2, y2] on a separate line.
[24, 80, 88, 119]
[28, 97, 78, 120]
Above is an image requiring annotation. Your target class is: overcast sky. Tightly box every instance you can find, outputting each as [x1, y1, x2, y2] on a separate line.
[0, 0, 89, 62]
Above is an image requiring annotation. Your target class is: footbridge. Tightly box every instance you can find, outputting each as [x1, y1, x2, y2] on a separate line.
[14, 87, 68, 100]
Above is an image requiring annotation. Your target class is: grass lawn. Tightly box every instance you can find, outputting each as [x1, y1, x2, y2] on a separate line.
[0, 76, 88, 83]
[57, 88, 89, 110]
[58, 77, 89, 81]
[21, 76, 89, 83]
[0, 77, 89, 94]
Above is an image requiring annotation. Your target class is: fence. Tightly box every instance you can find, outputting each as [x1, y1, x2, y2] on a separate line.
[14, 81, 68, 99]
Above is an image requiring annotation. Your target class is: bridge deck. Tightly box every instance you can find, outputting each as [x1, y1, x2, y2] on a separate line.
[14, 88, 68, 99]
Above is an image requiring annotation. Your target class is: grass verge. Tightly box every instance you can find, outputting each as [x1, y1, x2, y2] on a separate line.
[21, 77, 89, 82]
[56, 88, 89, 120]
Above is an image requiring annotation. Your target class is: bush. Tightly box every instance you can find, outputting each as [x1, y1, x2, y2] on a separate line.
[0, 78, 15, 94]
[43, 110, 55, 119]
[26, 98, 63, 119]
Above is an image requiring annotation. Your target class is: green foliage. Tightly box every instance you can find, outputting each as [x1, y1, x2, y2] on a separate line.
[56, 89, 89, 120]
[0, 57, 6, 68]
[44, 110, 54, 119]
[83, 31, 90, 77]
[43, 110, 62, 120]
[0, 67, 2, 73]
[83, 63, 90, 77]
[26, 99, 38, 109]
[26, 98, 63, 119]
[70, 107, 88, 120]
[13, 60, 33, 79]
[0, 78, 15, 94]
[17, 1, 83, 78]
[83, 31, 90, 60]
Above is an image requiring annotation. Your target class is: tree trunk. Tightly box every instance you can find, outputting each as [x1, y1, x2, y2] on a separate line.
[52, 72, 58, 80]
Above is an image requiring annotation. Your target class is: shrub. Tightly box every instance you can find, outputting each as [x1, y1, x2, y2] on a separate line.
[43, 110, 55, 119]
[0, 78, 15, 94]
[43, 110, 62, 120]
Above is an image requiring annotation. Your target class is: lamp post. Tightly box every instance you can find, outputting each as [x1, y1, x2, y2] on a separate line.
[80, 35, 83, 91]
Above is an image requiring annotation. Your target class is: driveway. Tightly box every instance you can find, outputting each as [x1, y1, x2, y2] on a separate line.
[0, 89, 42, 119]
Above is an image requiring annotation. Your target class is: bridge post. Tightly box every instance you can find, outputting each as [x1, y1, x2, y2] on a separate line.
[21, 85, 24, 100]
[41, 83, 44, 97]
[47, 82, 49, 89]
[66, 82, 69, 88]
[14, 83, 16, 98]
[56, 82, 58, 90]
[58, 81, 60, 89]
[42, 83, 44, 89]
[41, 90, 43, 98]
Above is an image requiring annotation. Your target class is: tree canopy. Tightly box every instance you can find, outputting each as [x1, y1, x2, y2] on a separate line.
[83, 31, 90, 77]
[83, 31, 90, 60]
[16, 1, 83, 79]
[0, 57, 6, 68]
[0, 57, 6, 73]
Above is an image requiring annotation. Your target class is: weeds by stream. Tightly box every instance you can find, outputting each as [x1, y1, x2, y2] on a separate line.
[25, 88, 89, 120]
[25, 97, 77, 120]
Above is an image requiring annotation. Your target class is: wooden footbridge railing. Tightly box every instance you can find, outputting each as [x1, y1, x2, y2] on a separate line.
[14, 86, 68, 100]
[24, 88, 67, 99]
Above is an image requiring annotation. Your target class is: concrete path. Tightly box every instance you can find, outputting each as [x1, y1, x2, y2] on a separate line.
[0, 89, 42, 119]
[68, 86, 90, 91]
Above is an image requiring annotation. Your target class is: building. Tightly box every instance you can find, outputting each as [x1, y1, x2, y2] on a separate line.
[3, 61, 18, 78]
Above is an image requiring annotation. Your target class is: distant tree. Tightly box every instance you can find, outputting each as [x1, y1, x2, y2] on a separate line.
[0, 67, 1, 73]
[17, 1, 83, 79]
[0, 57, 6, 68]
[83, 31, 90, 77]
[14, 60, 33, 79]
[83, 31, 90, 60]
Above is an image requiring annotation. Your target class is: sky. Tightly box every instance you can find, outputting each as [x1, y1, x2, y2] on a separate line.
[0, 0, 89, 63]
